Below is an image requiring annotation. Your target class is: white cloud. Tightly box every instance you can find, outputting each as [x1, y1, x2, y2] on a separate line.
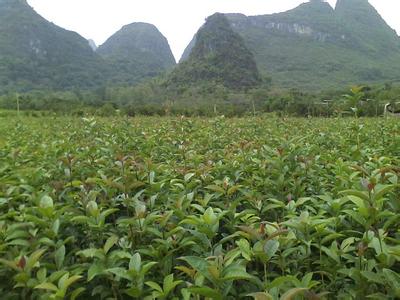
[26, 0, 400, 61]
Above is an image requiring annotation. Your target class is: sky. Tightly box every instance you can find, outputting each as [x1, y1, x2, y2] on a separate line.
[27, 0, 400, 62]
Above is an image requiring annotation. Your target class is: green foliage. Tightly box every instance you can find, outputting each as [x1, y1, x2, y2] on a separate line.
[182, 1, 400, 90]
[0, 0, 107, 93]
[97, 22, 176, 86]
[0, 1, 175, 93]
[0, 82, 399, 118]
[1, 115, 400, 298]
[168, 13, 262, 91]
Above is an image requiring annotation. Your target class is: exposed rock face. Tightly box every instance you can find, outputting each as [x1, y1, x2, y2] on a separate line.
[182, 0, 400, 89]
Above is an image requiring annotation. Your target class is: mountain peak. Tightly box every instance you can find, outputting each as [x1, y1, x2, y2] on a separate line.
[121, 22, 158, 30]
[285, 0, 334, 17]
[335, 0, 374, 13]
[335, 0, 399, 53]
[168, 13, 262, 90]
[335, 0, 379, 18]
[97, 22, 175, 85]
[98, 22, 174, 63]
[0, 0, 106, 92]
[307, 0, 333, 8]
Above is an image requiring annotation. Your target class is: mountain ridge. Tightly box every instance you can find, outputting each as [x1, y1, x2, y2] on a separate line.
[0, 0, 107, 92]
[0, 0, 176, 92]
[181, 0, 400, 89]
[1, 0, 400, 93]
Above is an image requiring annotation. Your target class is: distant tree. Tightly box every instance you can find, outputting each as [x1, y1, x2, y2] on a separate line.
[343, 86, 365, 117]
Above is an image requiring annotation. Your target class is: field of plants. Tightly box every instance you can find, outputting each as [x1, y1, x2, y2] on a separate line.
[0, 115, 400, 299]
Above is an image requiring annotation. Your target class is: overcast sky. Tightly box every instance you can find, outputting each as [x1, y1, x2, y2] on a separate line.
[27, 0, 400, 62]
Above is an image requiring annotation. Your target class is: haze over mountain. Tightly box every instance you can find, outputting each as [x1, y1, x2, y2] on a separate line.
[0, 0, 175, 93]
[98, 22, 176, 85]
[182, 0, 400, 89]
[1, 0, 400, 94]
[0, 0, 106, 92]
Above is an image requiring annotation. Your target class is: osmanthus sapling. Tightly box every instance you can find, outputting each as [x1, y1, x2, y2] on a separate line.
[0, 116, 399, 299]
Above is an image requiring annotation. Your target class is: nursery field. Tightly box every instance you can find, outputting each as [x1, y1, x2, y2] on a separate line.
[0, 116, 400, 299]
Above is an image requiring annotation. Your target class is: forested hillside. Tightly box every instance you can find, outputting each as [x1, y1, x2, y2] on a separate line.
[0, 0, 176, 92]
[182, 0, 400, 89]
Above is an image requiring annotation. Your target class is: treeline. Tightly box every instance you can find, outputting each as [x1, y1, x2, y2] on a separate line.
[0, 80, 399, 117]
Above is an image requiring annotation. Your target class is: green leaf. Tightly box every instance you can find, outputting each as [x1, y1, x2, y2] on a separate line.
[48, 270, 68, 283]
[37, 268, 47, 282]
[264, 240, 280, 259]
[34, 282, 58, 292]
[321, 233, 345, 245]
[0, 258, 19, 271]
[179, 256, 211, 281]
[281, 288, 308, 300]
[247, 292, 273, 300]
[321, 246, 340, 263]
[5, 230, 29, 241]
[26, 249, 46, 272]
[142, 262, 158, 274]
[58, 273, 69, 290]
[70, 216, 90, 224]
[6, 239, 30, 247]
[339, 190, 369, 202]
[88, 262, 105, 282]
[163, 274, 182, 295]
[268, 276, 301, 290]
[347, 195, 367, 210]
[188, 286, 223, 300]
[222, 264, 254, 281]
[227, 185, 241, 196]
[373, 185, 397, 201]
[70, 287, 85, 300]
[145, 281, 163, 293]
[361, 271, 384, 284]
[86, 201, 99, 217]
[129, 253, 141, 273]
[103, 235, 119, 254]
[383, 269, 400, 288]
[61, 275, 82, 290]
[184, 173, 195, 182]
[205, 185, 225, 194]
[203, 207, 217, 225]
[107, 268, 130, 280]
[40, 195, 54, 209]
[124, 287, 142, 298]
[77, 248, 103, 259]
[55, 245, 65, 270]
[236, 239, 253, 261]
